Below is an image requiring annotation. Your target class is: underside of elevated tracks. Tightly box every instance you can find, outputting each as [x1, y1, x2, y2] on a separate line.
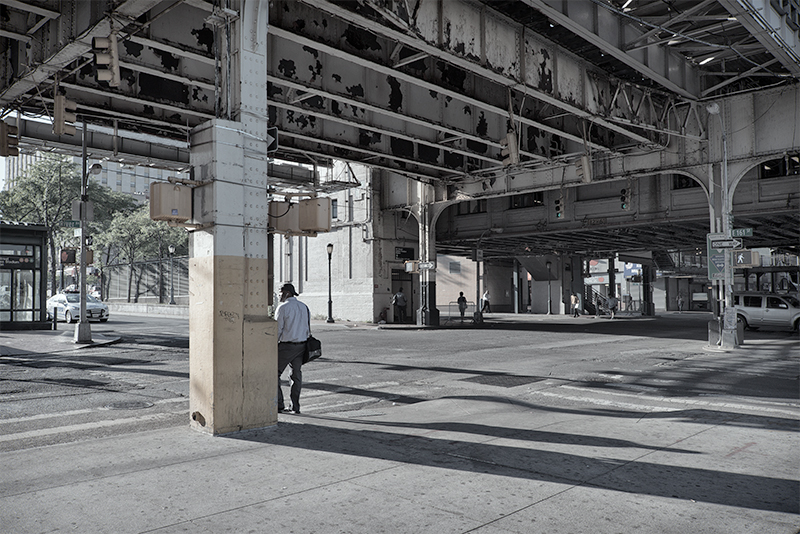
[3, 0, 797, 259]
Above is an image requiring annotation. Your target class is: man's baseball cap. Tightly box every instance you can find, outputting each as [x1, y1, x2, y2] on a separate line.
[280, 283, 298, 296]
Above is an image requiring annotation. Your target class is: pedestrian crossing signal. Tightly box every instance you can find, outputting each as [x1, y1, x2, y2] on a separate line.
[61, 249, 77, 264]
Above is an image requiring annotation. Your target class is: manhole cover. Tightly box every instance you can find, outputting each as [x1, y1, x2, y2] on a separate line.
[103, 401, 154, 410]
[459, 374, 544, 388]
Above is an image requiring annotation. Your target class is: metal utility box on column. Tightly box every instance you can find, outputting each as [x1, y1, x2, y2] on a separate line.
[189, 120, 277, 435]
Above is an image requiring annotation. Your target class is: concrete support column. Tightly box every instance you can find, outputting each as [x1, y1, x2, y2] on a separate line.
[608, 257, 617, 297]
[642, 265, 655, 316]
[189, 121, 277, 435]
[185, 2, 277, 435]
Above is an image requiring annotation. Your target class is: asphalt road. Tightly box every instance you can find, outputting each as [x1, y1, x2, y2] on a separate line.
[1, 312, 797, 454]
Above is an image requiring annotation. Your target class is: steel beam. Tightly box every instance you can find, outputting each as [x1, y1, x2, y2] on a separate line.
[520, 0, 699, 99]
[719, 0, 800, 76]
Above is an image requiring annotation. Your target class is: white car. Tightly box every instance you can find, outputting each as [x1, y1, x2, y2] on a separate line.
[46, 292, 110, 323]
[733, 292, 800, 331]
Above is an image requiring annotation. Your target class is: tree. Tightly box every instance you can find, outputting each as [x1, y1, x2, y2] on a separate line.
[95, 205, 187, 302]
[0, 153, 139, 295]
[0, 154, 80, 295]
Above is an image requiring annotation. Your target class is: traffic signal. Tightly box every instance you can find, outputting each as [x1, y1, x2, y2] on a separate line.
[93, 34, 120, 87]
[554, 196, 563, 218]
[54, 95, 77, 136]
[61, 248, 77, 264]
[620, 188, 630, 210]
[576, 155, 592, 183]
[500, 132, 519, 166]
[0, 121, 19, 157]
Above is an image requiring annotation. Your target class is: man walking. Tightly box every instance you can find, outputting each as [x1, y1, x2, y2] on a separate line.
[276, 282, 309, 414]
[481, 290, 491, 313]
[393, 287, 408, 323]
[571, 292, 580, 317]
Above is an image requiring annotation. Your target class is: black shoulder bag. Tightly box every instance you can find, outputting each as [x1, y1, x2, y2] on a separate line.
[303, 305, 322, 363]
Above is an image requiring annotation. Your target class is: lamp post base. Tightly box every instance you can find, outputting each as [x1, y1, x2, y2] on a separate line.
[74, 322, 92, 344]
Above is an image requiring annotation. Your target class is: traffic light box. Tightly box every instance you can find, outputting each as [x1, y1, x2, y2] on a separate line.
[576, 155, 592, 183]
[54, 95, 77, 136]
[620, 187, 631, 210]
[0, 120, 19, 157]
[92, 33, 120, 87]
[501, 132, 520, 166]
[554, 195, 563, 218]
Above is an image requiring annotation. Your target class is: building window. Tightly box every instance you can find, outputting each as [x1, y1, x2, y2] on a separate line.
[509, 192, 543, 208]
[457, 199, 487, 215]
[449, 262, 461, 274]
[759, 154, 800, 179]
[672, 175, 700, 189]
[331, 199, 338, 219]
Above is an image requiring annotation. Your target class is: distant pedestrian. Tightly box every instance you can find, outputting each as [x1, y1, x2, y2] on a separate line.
[457, 291, 468, 320]
[607, 296, 619, 319]
[571, 293, 580, 317]
[481, 290, 491, 313]
[677, 294, 684, 313]
[392, 287, 408, 323]
[276, 283, 310, 414]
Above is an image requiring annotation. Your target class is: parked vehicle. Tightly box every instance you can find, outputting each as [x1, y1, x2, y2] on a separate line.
[732, 292, 800, 331]
[46, 292, 110, 323]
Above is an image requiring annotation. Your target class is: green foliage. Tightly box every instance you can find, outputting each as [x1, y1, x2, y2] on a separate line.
[0, 153, 187, 295]
[0, 153, 80, 226]
[94, 204, 187, 265]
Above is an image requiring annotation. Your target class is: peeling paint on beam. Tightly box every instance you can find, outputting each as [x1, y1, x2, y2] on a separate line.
[290, 0, 655, 146]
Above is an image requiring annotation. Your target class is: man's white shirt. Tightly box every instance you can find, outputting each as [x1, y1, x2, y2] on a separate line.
[276, 297, 310, 342]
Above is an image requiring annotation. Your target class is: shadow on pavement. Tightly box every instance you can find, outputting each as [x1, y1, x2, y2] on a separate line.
[229, 406, 798, 514]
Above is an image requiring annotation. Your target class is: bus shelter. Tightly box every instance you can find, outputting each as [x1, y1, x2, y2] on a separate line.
[0, 222, 49, 330]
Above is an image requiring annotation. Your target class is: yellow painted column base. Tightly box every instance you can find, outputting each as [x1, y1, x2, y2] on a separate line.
[189, 255, 278, 435]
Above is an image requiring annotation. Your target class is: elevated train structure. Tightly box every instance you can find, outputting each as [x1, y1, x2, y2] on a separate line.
[1, 0, 798, 432]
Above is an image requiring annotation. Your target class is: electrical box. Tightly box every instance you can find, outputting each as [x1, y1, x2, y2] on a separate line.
[299, 197, 331, 232]
[269, 201, 300, 233]
[150, 182, 192, 222]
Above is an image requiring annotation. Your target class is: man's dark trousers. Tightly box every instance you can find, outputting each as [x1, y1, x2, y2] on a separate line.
[278, 342, 305, 411]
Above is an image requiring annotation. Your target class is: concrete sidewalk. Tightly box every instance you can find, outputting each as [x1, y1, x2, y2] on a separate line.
[1, 320, 798, 533]
[2, 395, 797, 533]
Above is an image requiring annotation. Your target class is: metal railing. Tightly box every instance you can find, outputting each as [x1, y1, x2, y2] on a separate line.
[442, 300, 476, 324]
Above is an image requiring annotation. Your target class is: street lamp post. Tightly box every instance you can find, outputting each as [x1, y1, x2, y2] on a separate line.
[326, 243, 334, 323]
[546, 261, 552, 315]
[74, 122, 103, 344]
[168, 245, 176, 305]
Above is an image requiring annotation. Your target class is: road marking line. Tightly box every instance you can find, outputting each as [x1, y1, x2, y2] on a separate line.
[0, 397, 186, 425]
[0, 410, 185, 443]
[534, 386, 800, 416]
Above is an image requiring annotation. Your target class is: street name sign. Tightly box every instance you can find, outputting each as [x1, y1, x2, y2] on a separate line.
[60, 220, 81, 228]
[731, 228, 753, 238]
